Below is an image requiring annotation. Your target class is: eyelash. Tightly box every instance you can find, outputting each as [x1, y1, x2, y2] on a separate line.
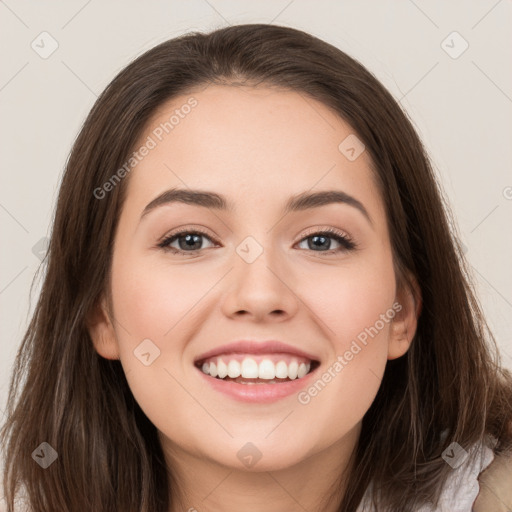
[157, 226, 357, 256]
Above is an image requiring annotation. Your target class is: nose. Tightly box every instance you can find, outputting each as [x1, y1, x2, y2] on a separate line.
[220, 243, 299, 323]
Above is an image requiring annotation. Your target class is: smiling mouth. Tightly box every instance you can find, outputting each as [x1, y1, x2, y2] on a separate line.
[195, 355, 321, 384]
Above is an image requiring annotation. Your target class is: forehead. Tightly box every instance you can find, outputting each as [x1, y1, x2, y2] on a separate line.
[123, 84, 383, 221]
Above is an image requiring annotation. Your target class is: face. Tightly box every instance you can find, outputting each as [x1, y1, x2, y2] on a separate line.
[89, 84, 418, 473]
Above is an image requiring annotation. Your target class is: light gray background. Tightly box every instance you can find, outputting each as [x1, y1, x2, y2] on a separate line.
[1, 0, 511, 427]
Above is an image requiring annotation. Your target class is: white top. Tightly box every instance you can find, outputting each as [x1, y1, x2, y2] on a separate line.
[356, 438, 495, 512]
[0, 439, 495, 512]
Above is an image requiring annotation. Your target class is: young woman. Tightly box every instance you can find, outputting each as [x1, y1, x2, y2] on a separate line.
[2, 23, 511, 512]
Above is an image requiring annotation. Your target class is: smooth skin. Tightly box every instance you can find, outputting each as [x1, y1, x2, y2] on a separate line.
[87, 84, 421, 512]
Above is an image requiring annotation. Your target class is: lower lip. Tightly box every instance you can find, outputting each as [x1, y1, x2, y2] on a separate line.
[195, 365, 319, 403]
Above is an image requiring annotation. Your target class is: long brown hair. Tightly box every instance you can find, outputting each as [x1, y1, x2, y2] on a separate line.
[2, 23, 511, 512]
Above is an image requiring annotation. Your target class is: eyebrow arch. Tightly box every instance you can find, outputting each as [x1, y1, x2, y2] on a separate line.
[140, 188, 373, 226]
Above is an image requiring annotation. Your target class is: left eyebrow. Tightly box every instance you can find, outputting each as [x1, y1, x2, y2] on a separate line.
[140, 187, 373, 227]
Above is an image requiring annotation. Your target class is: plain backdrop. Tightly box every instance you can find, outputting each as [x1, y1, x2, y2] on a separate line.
[1, 0, 511, 435]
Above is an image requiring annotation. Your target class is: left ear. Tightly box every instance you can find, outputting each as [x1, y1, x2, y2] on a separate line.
[387, 273, 422, 360]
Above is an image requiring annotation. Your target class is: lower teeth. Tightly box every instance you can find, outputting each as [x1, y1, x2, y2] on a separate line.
[219, 376, 293, 384]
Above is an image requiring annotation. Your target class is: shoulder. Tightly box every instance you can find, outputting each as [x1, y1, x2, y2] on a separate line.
[473, 448, 512, 512]
[356, 438, 510, 511]
[435, 436, 512, 512]
[427, 437, 495, 512]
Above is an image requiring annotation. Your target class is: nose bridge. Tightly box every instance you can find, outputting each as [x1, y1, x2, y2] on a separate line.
[235, 231, 282, 288]
[228, 206, 278, 265]
[221, 229, 298, 319]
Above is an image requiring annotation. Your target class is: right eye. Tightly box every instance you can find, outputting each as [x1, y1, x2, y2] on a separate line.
[158, 229, 218, 255]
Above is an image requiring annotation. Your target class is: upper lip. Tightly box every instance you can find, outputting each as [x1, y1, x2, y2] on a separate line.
[194, 340, 320, 364]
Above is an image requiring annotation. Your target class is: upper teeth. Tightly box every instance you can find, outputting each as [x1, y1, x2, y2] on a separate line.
[200, 357, 311, 380]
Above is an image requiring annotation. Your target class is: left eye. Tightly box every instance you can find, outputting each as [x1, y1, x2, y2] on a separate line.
[158, 229, 356, 255]
[296, 230, 355, 252]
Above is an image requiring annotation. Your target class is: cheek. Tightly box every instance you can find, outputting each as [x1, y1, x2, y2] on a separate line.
[111, 250, 208, 344]
[109, 248, 219, 407]
[295, 252, 397, 426]
[109, 251, 201, 433]
[309, 252, 396, 346]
